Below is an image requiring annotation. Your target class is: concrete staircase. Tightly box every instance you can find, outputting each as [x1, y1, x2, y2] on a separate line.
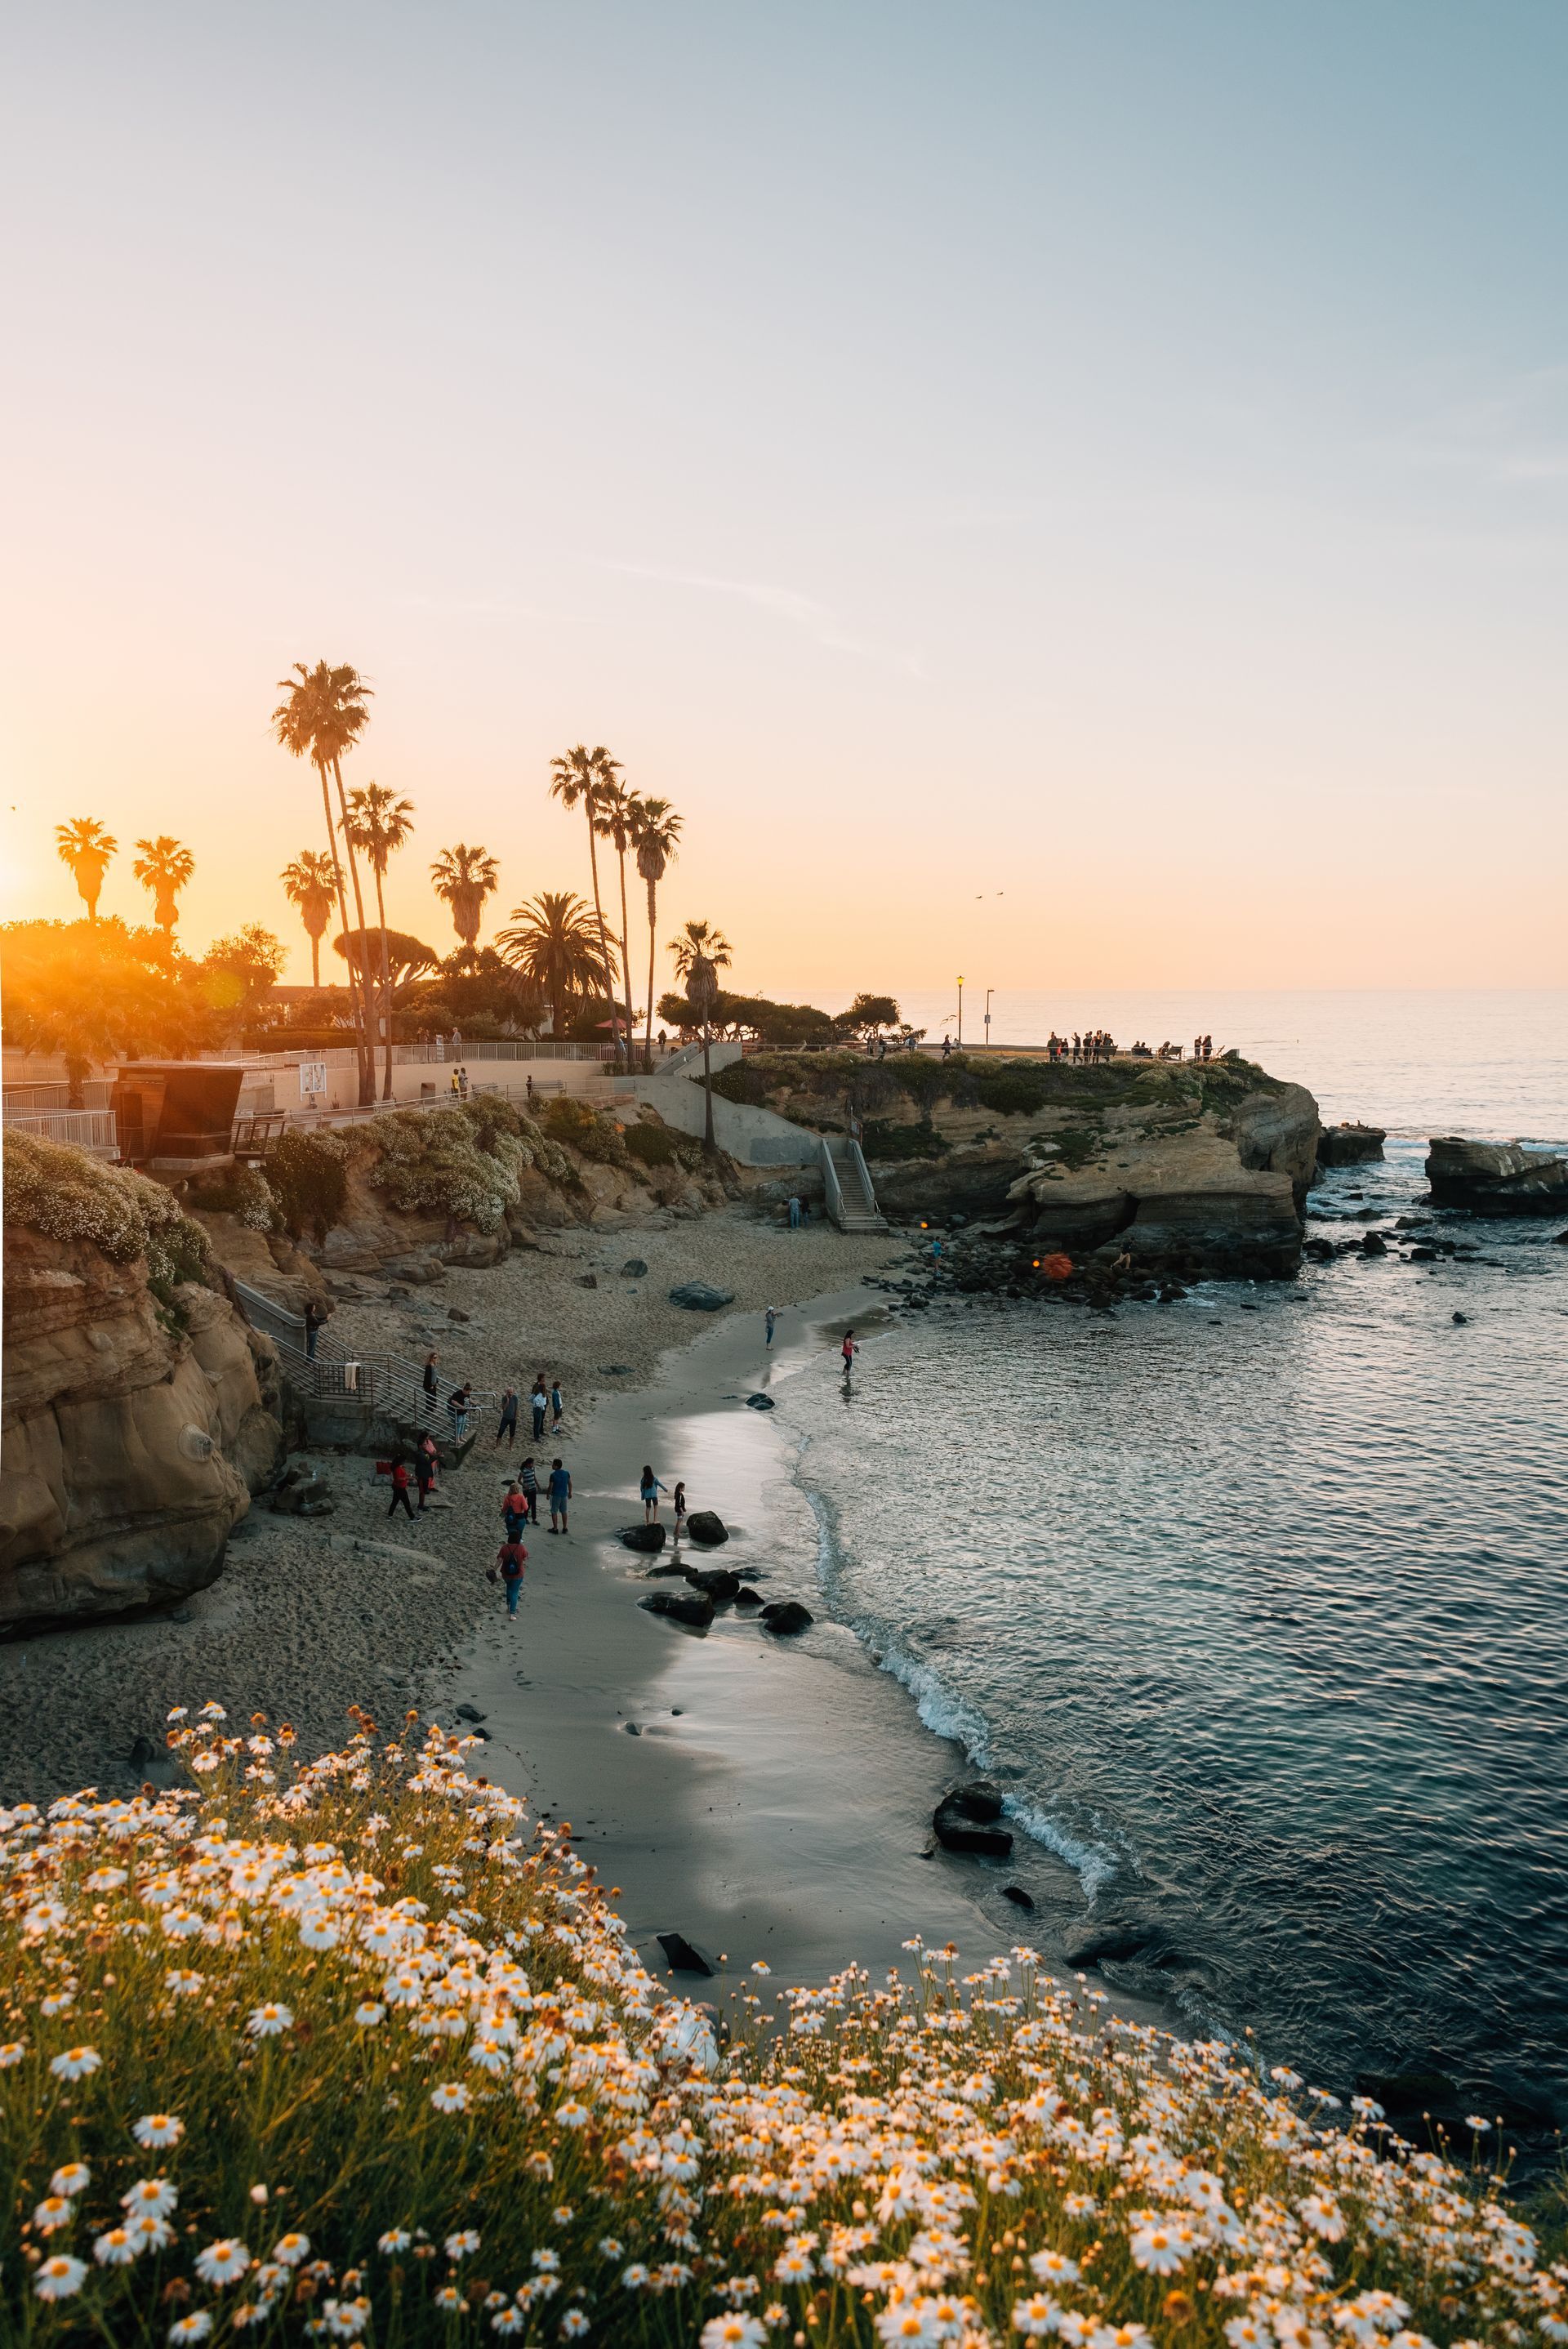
[822, 1135, 888, 1232]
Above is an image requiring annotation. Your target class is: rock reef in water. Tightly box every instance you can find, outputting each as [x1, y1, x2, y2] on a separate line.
[2, 1135, 285, 1628]
[1316, 1121, 1386, 1168]
[1426, 1136, 1568, 1215]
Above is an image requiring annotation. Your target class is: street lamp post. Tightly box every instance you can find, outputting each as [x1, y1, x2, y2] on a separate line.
[956, 975, 964, 1048]
[984, 987, 994, 1052]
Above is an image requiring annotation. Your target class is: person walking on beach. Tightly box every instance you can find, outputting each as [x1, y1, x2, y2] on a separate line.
[765, 1304, 778, 1345]
[448, 1384, 472, 1442]
[387, 1455, 415, 1518]
[672, 1479, 688, 1538]
[531, 1377, 549, 1439]
[547, 1456, 572, 1534]
[414, 1437, 437, 1510]
[519, 1455, 540, 1522]
[550, 1379, 565, 1433]
[841, 1328, 859, 1381]
[501, 1479, 528, 1542]
[495, 1533, 528, 1617]
[495, 1384, 519, 1448]
[423, 1351, 439, 1417]
[639, 1464, 670, 1523]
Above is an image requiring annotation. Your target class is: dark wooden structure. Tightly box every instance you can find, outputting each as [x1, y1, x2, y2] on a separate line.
[111, 1063, 245, 1178]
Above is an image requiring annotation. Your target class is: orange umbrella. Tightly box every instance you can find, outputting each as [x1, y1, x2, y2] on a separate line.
[1038, 1253, 1074, 1282]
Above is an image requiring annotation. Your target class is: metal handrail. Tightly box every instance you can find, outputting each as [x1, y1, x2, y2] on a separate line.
[232, 1278, 498, 1428]
[819, 1135, 844, 1224]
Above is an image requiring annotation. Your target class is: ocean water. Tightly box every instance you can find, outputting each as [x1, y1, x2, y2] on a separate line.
[778, 1031, 1568, 2118]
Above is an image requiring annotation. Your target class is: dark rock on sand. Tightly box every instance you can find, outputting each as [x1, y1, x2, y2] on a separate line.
[1064, 1918, 1152, 1965]
[1427, 1136, 1568, 1215]
[669, 1281, 734, 1311]
[760, 1599, 813, 1636]
[933, 1783, 1013, 1857]
[620, 1523, 667, 1553]
[1002, 1884, 1036, 1910]
[1361, 1231, 1388, 1256]
[270, 1464, 335, 1518]
[576, 1272, 598, 1289]
[686, 1509, 728, 1545]
[639, 1589, 715, 1629]
[621, 1259, 648, 1277]
[623, 1721, 640, 1735]
[745, 1393, 776, 1411]
[734, 1585, 764, 1606]
[1453, 1311, 1468, 1324]
[446, 1305, 472, 1322]
[455, 1704, 485, 1723]
[1408, 1245, 1438, 1262]
[686, 1567, 741, 1601]
[597, 1364, 635, 1375]
[656, 1930, 714, 1976]
[1316, 1122, 1386, 1169]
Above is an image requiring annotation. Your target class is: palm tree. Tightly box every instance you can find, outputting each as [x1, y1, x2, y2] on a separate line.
[280, 849, 341, 987]
[132, 836, 195, 938]
[272, 660, 376, 1102]
[430, 844, 499, 963]
[548, 743, 624, 1064]
[594, 780, 642, 1065]
[55, 818, 118, 921]
[670, 917, 733, 1152]
[495, 891, 616, 1038]
[631, 796, 682, 1072]
[342, 783, 416, 1099]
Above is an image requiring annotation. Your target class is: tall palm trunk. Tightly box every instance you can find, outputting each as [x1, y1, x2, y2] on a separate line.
[318, 761, 368, 1096]
[372, 861, 394, 1099]
[702, 1023, 715, 1151]
[332, 754, 376, 1103]
[310, 929, 321, 988]
[644, 875, 658, 1073]
[614, 841, 634, 1068]
[582, 813, 620, 1067]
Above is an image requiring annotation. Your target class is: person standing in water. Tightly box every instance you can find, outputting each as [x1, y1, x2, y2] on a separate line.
[639, 1465, 669, 1523]
[765, 1304, 778, 1345]
[841, 1328, 859, 1380]
[672, 1480, 688, 1539]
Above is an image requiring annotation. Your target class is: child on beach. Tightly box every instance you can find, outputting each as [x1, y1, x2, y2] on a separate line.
[765, 1304, 778, 1344]
[519, 1456, 540, 1522]
[672, 1480, 688, 1537]
[547, 1457, 572, 1533]
[496, 1534, 528, 1616]
[640, 1465, 670, 1523]
[841, 1329, 859, 1380]
[530, 1378, 549, 1438]
[387, 1456, 415, 1518]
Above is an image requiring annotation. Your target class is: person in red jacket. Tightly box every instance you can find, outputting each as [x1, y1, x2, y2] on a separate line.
[387, 1456, 415, 1518]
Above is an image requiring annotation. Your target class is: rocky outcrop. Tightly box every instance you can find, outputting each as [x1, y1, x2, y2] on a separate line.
[1426, 1137, 1568, 1215]
[1316, 1122, 1386, 1169]
[2, 1219, 284, 1628]
[1007, 1084, 1320, 1279]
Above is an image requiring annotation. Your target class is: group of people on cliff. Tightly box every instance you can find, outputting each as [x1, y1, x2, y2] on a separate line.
[1046, 1029, 1116, 1063]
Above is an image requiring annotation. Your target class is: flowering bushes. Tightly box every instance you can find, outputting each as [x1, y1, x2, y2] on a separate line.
[3, 1716, 1561, 2348]
[4, 1129, 211, 1305]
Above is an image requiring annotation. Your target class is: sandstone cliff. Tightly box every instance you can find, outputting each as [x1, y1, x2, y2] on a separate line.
[1426, 1136, 1568, 1215]
[2, 1134, 285, 1628]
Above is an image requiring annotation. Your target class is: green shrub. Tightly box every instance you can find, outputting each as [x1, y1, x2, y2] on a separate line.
[348, 1108, 526, 1233]
[542, 1096, 628, 1166]
[624, 1121, 681, 1167]
[973, 1065, 1054, 1118]
[188, 1166, 277, 1232]
[860, 1119, 948, 1161]
[3, 1130, 212, 1331]
[264, 1127, 350, 1242]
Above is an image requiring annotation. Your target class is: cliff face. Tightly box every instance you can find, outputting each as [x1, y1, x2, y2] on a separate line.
[2, 1146, 285, 1628]
[1008, 1085, 1320, 1277]
[1426, 1137, 1568, 1215]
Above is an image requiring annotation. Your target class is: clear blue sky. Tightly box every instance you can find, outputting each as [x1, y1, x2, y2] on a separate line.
[3, 2, 1566, 988]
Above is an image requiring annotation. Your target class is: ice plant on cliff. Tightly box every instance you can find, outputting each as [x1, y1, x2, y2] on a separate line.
[0, 1714, 1560, 2346]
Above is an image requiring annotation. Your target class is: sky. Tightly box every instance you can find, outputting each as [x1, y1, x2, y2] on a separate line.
[2, 1, 1566, 998]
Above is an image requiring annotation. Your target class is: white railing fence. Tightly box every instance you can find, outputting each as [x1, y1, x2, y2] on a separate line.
[232, 1277, 498, 1437]
[2, 1107, 118, 1157]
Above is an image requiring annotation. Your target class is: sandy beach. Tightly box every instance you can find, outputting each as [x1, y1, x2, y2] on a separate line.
[0, 1200, 1174, 2021]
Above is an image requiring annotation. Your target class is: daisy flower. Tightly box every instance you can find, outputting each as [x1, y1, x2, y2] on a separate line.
[532, 2249, 561, 2272]
[167, 2315, 213, 2342]
[322, 2296, 371, 2336]
[1129, 2224, 1188, 2275]
[434, 2284, 464, 2311]
[130, 2214, 176, 2253]
[1090, 2329, 1152, 2349]
[33, 2255, 87, 2301]
[134, 2114, 185, 2149]
[430, 2082, 470, 2114]
[272, 2232, 311, 2267]
[1013, 2300, 1058, 2338]
[33, 2194, 76, 2231]
[247, 2002, 293, 2038]
[446, 2230, 481, 2258]
[49, 2044, 101, 2081]
[378, 2228, 412, 2253]
[1031, 2251, 1080, 2284]
[702, 2320, 769, 2349]
[354, 2003, 386, 2028]
[559, 2316, 590, 2341]
[0, 2042, 26, 2068]
[195, 2239, 252, 2286]
[49, 2161, 90, 2196]
[166, 1969, 204, 1996]
[124, 2177, 179, 2218]
[1297, 2195, 1346, 2242]
[491, 2311, 527, 2336]
[95, 2225, 140, 2265]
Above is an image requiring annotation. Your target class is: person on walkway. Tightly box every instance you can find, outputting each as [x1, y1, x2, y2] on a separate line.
[526, 1074, 536, 1104]
[787, 1194, 802, 1230]
[448, 1384, 472, 1442]
[640, 1465, 669, 1523]
[424, 1352, 439, 1416]
[495, 1384, 519, 1448]
[765, 1304, 777, 1345]
[496, 1533, 528, 1616]
[547, 1456, 572, 1534]
[550, 1380, 565, 1433]
[450, 1068, 461, 1096]
[841, 1329, 859, 1380]
[531, 1377, 549, 1439]
[303, 1297, 325, 1360]
[519, 1455, 540, 1522]
[672, 1479, 688, 1538]
[501, 1479, 528, 1542]
[414, 1438, 437, 1510]
[387, 1455, 415, 1518]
